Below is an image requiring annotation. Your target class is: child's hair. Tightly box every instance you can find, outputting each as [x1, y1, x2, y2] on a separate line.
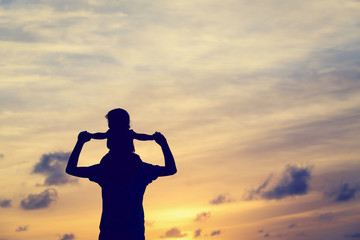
[106, 108, 130, 130]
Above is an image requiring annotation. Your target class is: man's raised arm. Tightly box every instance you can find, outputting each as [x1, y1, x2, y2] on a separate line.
[155, 132, 177, 177]
[66, 131, 93, 178]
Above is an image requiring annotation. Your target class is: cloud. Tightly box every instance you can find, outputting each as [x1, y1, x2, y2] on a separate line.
[0, 199, 12, 208]
[318, 212, 334, 222]
[296, 232, 308, 237]
[32, 152, 77, 186]
[194, 229, 202, 238]
[288, 223, 297, 229]
[209, 194, 233, 205]
[260, 165, 311, 200]
[194, 212, 211, 222]
[15, 226, 28, 232]
[210, 230, 221, 236]
[345, 233, 360, 239]
[0, 153, 4, 159]
[0, 26, 37, 42]
[20, 188, 57, 210]
[242, 109, 360, 157]
[59, 233, 75, 240]
[325, 182, 358, 202]
[334, 183, 357, 202]
[245, 175, 272, 200]
[160, 228, 187, 238]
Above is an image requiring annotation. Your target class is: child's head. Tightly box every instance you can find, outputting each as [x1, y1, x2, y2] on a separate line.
[106, 108, 130, 130]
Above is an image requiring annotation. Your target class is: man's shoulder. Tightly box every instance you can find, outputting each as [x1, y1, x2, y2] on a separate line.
[87, 164, 101, 183]
[132, 154, 159, 169]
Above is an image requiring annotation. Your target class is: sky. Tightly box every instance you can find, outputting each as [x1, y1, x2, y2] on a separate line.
[1, 0, 360, 239]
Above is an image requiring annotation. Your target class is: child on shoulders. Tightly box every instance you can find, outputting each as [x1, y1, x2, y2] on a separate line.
[89, 108, 156, 155]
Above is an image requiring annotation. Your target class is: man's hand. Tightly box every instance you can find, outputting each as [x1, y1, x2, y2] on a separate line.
[154, 132, 167, 146]
[78, 131, 91, 143]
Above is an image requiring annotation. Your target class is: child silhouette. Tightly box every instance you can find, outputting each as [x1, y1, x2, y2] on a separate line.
[89, 108, 156, 155]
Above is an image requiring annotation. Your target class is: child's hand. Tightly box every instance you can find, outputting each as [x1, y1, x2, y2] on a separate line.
[78, 131, 91, 143]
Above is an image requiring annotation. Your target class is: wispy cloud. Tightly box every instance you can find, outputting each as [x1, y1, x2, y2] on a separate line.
[209, 194, 233, 205]
[194, 211, 211, 222]
[318, 212, 334, 222]
[245, 175, 272, 201]
[20, 188, 57, 210]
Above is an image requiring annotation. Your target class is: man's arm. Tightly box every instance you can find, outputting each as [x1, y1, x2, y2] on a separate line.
[155, 132, 177, 177]
[65, 131, 94, 178]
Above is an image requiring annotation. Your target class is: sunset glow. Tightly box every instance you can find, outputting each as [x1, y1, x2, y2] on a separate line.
[1, 0, 360, 240]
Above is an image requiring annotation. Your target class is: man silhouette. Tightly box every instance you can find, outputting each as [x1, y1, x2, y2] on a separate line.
[66, 131, 177, 240]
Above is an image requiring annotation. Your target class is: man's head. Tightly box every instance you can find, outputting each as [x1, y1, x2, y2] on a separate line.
[106, 108, 130, 130]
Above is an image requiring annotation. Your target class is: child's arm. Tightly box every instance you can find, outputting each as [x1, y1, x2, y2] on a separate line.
[89, 132, 108, 140]
[133, 131, 156, 141]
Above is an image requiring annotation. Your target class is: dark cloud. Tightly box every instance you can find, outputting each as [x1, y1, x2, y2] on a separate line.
[261, 165, 311, 200]
[288, 223, 297, 229]
[325, 182, 358, 202]
[160, 228, 187, 238]
[296, 232, 308, 237]
[0, 153, 4, 159]
[0, 199, 12, 208]
[32, 152, 77, 186]
[15, 226, 28, 232]
[209, 194, 233, 205]
[245, 165, 311, 200]
[264, 233, 270, 238]
[59, 233, 75, 240]
[334, 183, 357, 202]
[210, 230, 221, 236]
[194, 212, 211, 222]
[194, 229, 202, 238]
[20, 188, 57, 210]
[345, 233, 360, 239]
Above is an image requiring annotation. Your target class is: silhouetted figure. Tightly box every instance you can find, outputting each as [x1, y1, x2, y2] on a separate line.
[89, 108, 156, 155]
[66, 109, 177, 240]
